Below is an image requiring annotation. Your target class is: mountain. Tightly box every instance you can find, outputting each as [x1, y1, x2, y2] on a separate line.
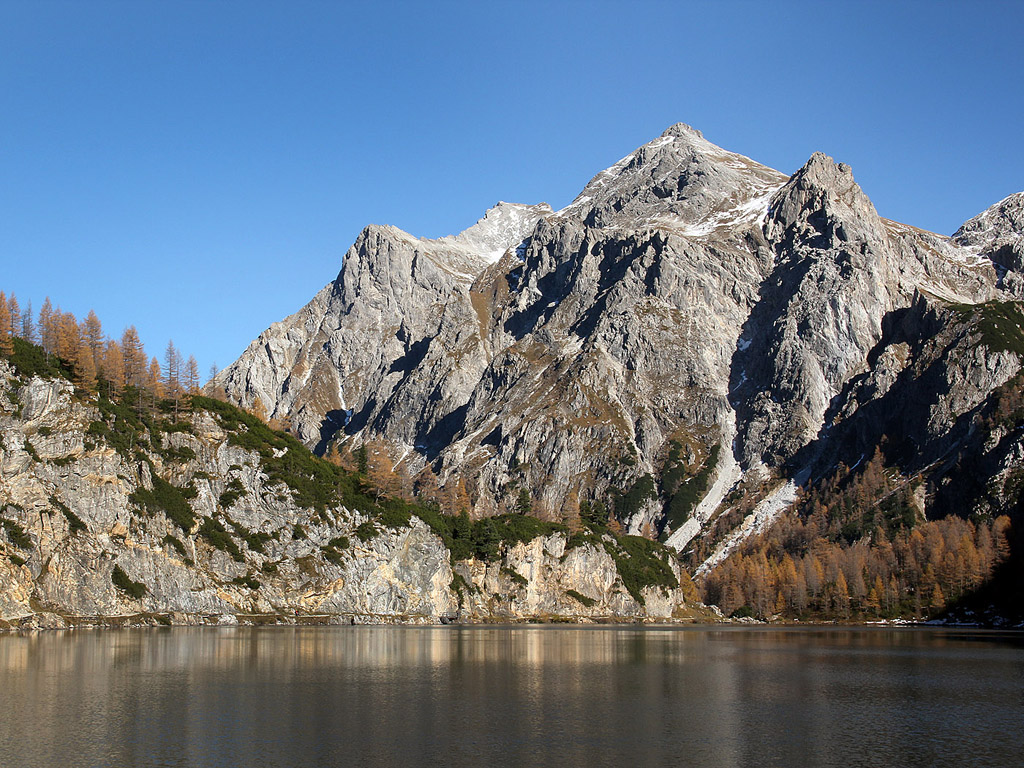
[216, 124, 1023, 601]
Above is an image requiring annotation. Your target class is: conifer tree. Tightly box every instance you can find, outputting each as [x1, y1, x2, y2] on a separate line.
[21, 300, 35, 343]
[163, 340, 181, 396]
[414, 465, 444, 508]
[185, 355, 200, 394]
[0, 293, 12, 356]
[82, 310, 104, 372]
[121, 326, 146, 387]
[103, 339, 125, 395]
[442, 477, 472, 516]
[148, 357, 164, 398]
[251, 396, 269, 423]
[38, 297, 56, 353]
[7, 293, 20, 339]
[75, 343, 97, 392]
[366, 439, 400, 501]
[56, 310, 81, 362]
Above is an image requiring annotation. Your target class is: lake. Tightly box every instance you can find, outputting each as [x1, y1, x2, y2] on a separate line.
[0, 625, 1021, 767]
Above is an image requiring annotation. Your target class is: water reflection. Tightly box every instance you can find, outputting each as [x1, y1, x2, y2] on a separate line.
[0, 627, 1021, 767]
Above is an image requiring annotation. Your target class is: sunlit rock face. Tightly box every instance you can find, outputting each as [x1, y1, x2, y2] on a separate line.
[216, 124, 1024, 554]
[0, 362, 696, 625]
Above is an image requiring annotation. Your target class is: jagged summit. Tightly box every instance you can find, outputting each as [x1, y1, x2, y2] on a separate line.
[438, 201, 553, 264]
[954, 191, 1024, 275]
[661, 122, 704, 140]
[558, 123, 787, 235]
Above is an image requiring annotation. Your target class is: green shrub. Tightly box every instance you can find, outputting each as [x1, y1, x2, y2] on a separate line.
[612, 474, 656, 521]
[111, 565, 148, 599]
[355, 520, 378, 542]
[130, 474, 196, 530]
[413, 508, 565, 564]
[232, 575, 261, 590]
[376, 501, 412, 530]
[161, 444, 196, 463]
[162, 534, 188, 559]
[565, 589, 596, 608]
[501, 566, 528, 587]
[198, 517, 244, 562]
[23, 439, 41, 463]
[662, 443, 720, 534]
[50, 496, 87, 535]
[2, 518, 33, 550]
[219, 478, 246, 508]
[321, 535, 350, 565]
[5, 337, 74, 380]
[603, 535, 678, 605]
[8, 553, 27, 567]
[292, 523, 307, 540]
[193, 395, 380, 516]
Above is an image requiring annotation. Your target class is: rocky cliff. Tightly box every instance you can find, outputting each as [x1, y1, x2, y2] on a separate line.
[216, 124, 1024, 576]
[0, 357, 701, 629]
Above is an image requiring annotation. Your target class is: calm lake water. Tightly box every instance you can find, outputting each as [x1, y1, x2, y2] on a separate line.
[0, 625, 1022, 767]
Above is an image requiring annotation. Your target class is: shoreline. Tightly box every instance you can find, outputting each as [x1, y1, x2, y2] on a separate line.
[3, 611, 1022, 633]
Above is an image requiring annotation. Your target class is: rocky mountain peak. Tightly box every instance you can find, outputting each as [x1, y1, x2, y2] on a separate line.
[953, 191, 1024, 274]
[660, 122, 704, 140]
[558, 124, 787, 233]
[438, 201, 553, 264]
[765, 151, 881, 247]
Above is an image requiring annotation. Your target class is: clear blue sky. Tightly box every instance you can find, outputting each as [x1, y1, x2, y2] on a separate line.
[2, 0, 1022, 378]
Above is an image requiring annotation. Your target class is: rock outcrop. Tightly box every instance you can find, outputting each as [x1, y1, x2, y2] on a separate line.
[0, 361, 698, 627]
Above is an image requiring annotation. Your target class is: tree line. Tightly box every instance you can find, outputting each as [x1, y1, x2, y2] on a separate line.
[0, 289, 203, 403]
[701, 449, 1015, 620]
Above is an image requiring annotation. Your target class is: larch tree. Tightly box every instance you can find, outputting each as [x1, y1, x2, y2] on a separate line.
[442, 477, 472, 517]
[121, 326, 146, 387]
[148, 357, 165, 399]
[82, 310, 104, 372]
[414, 465, 444, 508]
[103, 339, 125, 395]
[38, 297, 57, 354]
[21, 300, 35, 343]
[185, 355, 200, 394]
[250, 396, 269, 423]
[560, 487, 582, 531]
[75, 343, 97, 392]
[7, 293, 20, 339]
[366, 440, 401, 501]
[0, 293, 12, 356]
[163, 340, 181, 396]
[56, 310, 81, 363]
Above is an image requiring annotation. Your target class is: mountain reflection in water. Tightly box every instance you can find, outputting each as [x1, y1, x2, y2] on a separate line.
[1, 626, 1021, 767]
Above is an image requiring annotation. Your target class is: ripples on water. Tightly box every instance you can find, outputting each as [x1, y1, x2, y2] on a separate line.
[0, 626, 1022, 767]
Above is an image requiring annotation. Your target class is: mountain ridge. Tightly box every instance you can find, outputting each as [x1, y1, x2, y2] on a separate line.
[214, 125, 1024, 610]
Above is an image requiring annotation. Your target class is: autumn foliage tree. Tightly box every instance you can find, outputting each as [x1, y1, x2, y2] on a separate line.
[0, 288, 209, 416]
[0, 292, 12, 356]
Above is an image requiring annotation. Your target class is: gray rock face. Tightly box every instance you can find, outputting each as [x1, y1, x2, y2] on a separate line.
[0, 363, 694, 625]
[954, 192, 1024, 288]
[215, 125, 1024, 556]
